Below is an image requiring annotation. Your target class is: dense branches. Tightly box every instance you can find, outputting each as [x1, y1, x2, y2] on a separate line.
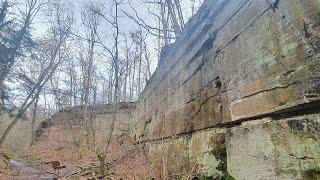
[0, 0, 204, 148]
[0, 0, 73, 146]
[0, 0, 43, 112]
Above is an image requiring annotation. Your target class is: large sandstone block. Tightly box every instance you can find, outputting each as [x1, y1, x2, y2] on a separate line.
[131, 0, 320, 142]
[129, 0, 320, 178]
[226, 114, 320, 180]
[145, 128, 227, 178]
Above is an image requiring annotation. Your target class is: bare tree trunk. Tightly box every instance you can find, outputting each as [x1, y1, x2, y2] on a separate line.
[83, 73, 90, 146]
[108, 65, 114, 103]
[144, 41, 151, 79]
[43, 90, 47, 119]
[165, 0, 181, 37]
[105, 1, 119, 153]
[50, 77, 63, 110]
[68, 61, 75, 107]
[0, 52, 64, 146]
[130, 58, 135, 101]
[160, 0, 169, 45]
[30, 91, 40, 146]
[82, 7, 98, 147]
[191, 0, 195, 16]
[158, 17, 161, 62]
[89, 85, 97, 149]
[174, 0, 184, 29]
[73, 72, 77, 106]
[138, 31, 142, 94]
[123, 36, 130, 102]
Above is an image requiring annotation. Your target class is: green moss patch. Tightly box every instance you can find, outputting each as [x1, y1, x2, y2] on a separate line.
[303, 165, 320, 180]
[210, 138, 235, 180]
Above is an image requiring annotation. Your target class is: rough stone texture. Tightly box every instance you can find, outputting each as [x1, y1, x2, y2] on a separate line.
[131, 0, 320, 142]
[129, 0, 320, 179]
[227, 114, 320, 180]
[41, 102, 135, 146]
[145, 128, 226, 178]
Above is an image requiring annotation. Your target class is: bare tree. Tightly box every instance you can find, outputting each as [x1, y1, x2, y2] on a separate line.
[0, 0, 44, 112]
[103, 0, 120, 164]
[0, 0, 73, 146]
[80, 1, 100, 148]
[86, 0, 121, 173]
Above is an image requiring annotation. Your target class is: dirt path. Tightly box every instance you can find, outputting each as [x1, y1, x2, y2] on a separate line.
[7, 159, 56, 180]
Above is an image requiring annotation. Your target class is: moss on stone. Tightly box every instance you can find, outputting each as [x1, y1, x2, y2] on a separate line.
[204, 58, 214, 73]
[210, 139, 235, 180]
[303, 165, 320, 180]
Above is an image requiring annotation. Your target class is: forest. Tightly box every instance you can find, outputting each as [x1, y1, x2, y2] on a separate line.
[0, 0, 203, 179]
[1, 0, 320, 179]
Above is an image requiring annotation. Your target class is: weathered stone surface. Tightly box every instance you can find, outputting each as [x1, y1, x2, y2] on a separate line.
[227, 114, 320, 180]
[131, 0, 320, 142]
[145, 128, 227, 178]
[45, 102, 135, 145]
[127, 0, 320, 179]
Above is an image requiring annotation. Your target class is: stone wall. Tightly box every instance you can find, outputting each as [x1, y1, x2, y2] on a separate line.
[46, 102, 135, 145]
[131, 0, 320, 179]
[227, 114, 320, 180]
[143, 114, 320, 179]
